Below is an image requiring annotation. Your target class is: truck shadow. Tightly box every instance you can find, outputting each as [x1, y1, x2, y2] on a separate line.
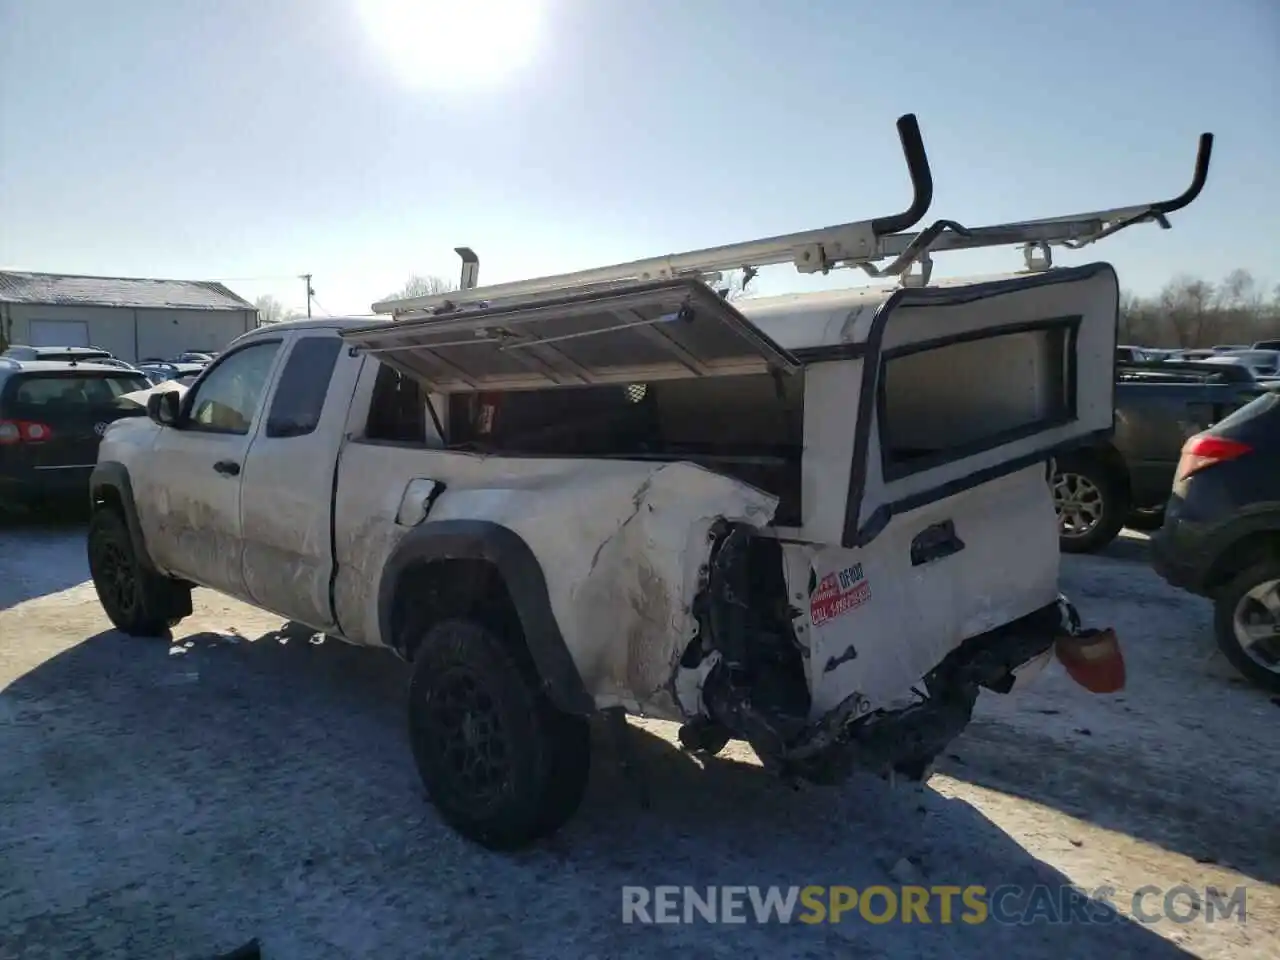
[0, 628, 1206, 959]
[0, 515, 92, 611]
[937, 716, 1279, 887]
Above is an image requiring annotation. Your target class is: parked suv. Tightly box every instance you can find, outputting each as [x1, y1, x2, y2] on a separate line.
[0, 358, 150, 511]
[1151, 389, 1280, 692]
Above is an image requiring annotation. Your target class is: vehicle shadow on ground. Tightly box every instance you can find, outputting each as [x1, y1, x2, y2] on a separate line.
[0, 512, 91, 611]
[0, 628, 1200, 959]
[1098, 529, 1152, 564]
[1006, 534, 1280, 886]
[936, 713, 1280, 887]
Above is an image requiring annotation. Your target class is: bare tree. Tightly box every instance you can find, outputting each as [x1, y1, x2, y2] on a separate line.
[1118, 268, 1280, 349]
[1117, 290, 1142, 343]
[1159, 275, 1218, 347]
[388, 274, 459, 301]
[254, 294, 301, 326]
[1217, 268, 1262, 312]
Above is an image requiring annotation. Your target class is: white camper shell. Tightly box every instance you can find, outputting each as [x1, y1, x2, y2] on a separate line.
[338, 114, 1211, 789]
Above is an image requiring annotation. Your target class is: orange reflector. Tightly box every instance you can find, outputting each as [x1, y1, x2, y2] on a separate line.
[1055, 628, 1125, 694]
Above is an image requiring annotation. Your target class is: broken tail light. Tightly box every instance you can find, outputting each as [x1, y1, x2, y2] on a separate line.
[1055, 628, 1125, 694]
[1173, 434, 1252, 484]
[0, 420, 55, 445]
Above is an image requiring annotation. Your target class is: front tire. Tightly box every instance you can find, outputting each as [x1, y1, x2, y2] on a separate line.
[87, 509, 187, 636]
[1052, 455, 1127, 554]
[407, 618, 591, 850]
[1213, 560, 1280, 694]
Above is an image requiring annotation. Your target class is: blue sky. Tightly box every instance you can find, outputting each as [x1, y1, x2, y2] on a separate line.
[1, 0, 1276, 315]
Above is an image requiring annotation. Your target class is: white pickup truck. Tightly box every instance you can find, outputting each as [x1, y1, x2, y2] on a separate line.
[87, 115, 1211, 850]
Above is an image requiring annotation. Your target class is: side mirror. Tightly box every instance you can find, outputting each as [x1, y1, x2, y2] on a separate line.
[146, 390, 182, 426]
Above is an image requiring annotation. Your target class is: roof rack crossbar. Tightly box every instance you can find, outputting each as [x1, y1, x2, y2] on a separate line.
[374, 120, 1212, 318]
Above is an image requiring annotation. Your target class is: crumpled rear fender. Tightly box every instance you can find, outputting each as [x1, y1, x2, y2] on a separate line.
[412, 460, 778, 718]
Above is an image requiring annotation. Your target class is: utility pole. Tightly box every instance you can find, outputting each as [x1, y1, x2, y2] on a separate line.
[301, 274, 315, 318]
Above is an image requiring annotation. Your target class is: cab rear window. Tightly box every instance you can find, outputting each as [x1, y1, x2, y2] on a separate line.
[2, 374, 151, 415]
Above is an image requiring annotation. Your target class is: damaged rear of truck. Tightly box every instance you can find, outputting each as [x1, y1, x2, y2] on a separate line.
[340, 113, 1212, 848]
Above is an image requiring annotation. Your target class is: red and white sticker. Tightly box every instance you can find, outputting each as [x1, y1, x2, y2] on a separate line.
[810, 562, 871, 626]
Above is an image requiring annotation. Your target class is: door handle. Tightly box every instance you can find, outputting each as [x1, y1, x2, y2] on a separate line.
[213, 460, 241, 477]
[911, 519, 965, 567]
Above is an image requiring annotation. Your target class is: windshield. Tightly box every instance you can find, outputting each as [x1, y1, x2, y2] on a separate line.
[3, 373, 152, 416]
[1211, 390, 1280, 433]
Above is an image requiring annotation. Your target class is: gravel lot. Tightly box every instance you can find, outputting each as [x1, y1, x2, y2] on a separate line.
[1, 519, 1276, 959]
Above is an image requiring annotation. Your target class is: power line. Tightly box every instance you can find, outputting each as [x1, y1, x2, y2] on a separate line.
[202, 274, 306, 283]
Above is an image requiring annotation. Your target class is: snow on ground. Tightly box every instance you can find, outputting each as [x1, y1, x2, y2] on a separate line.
[0, 520, 1276, 959]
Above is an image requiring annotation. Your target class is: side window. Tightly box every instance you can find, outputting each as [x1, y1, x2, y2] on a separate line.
[266, 336, 342, 438]
[186, 341, 281, 435]
[365, 362, 427, 444]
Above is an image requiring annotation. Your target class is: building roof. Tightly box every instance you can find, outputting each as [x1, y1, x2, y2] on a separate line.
[0, 271, 254, 311]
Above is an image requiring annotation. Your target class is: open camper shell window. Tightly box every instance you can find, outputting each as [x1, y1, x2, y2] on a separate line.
[342, 279, 808, 525]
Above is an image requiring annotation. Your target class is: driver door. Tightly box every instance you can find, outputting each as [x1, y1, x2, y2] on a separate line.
[141, 339, 284, 599]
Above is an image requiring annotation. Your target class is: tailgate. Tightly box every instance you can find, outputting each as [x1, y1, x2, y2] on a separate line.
[1114, 381, 1259, 471]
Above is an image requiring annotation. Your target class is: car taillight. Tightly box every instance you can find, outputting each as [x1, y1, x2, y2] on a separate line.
[0, 420, 55, 445]
[1174, 434, 1252, 483]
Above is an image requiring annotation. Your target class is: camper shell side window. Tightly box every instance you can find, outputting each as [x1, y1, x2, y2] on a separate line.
[876, 317, 1078, 481]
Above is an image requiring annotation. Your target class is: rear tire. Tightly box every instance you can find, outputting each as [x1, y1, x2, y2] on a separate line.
[87, 509, 188, 636]
[1213, 559, 1280, 694]
[1053, 455, 1127, 554]
[1125, 506, 1167, 531]
[407, 618, 591, 850]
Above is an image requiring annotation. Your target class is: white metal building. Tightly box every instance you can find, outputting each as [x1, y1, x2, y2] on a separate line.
[0, 271, 256, 363]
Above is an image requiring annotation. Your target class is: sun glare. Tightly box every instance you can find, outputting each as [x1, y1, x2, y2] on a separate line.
[356, 0, 544, 91]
